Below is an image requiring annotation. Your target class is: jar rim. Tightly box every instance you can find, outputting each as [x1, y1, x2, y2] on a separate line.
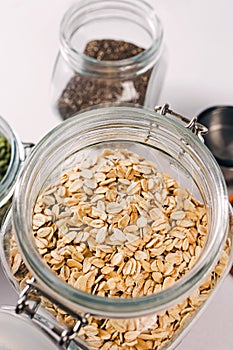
[59, 0, 163, 78]
[12, 106, 229, 318]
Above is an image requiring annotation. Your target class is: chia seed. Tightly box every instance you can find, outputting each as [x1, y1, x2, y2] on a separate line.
[58, 39, 152, 120]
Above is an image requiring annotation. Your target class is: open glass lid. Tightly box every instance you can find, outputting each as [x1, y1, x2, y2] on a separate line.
[0, 305, 89, 350]
[0, 306, 58, 350]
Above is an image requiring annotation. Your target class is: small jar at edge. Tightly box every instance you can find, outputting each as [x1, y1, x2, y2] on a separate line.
[0, 116, 25, 225]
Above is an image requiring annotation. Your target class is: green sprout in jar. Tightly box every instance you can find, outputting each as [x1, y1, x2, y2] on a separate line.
[0, 135, 11, 182]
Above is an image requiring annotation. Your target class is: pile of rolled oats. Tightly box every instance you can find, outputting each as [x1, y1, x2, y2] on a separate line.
[9, 148, 231, 350]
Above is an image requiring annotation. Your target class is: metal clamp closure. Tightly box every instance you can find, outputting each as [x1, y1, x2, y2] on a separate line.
[16, 278, 41, 318]
[154, 104, 208, 143]
[22, 142, 35, 160]
[15, 277, 89, 349]
[59, 317, 88, 348]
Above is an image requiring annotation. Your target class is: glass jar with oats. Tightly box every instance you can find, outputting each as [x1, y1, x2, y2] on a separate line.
[51, 0, 165, 120]
[0, 105, 232, 350]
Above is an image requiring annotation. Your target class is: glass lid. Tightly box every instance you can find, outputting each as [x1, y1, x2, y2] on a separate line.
[0, 307, 58, 350]
[0, 307, 88, 350]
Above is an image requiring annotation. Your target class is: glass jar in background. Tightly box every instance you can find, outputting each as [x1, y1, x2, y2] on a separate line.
[51, 0, 165, 120]
[0, 105, 232, 350]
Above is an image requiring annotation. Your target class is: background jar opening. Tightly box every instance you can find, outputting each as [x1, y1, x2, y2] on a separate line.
[59, 0, 163, 78]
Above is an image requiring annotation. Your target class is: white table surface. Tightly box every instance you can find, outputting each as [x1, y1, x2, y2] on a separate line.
[0, 0, 232, 349]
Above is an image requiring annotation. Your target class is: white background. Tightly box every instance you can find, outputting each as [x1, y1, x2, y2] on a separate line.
[0, 0, 232, 349]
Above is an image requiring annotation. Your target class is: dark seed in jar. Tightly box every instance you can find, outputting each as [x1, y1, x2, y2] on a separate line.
[83, 39, 145, 61]
[0, 135, 11, 181]
[58, 39, 152, 120]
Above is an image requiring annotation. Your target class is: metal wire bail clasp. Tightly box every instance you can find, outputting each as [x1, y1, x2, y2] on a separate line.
[15, 277, 89, 349]
[16, 277, 41, 318]
[154, 104, 208, 143]
[22, 142, 35, 160]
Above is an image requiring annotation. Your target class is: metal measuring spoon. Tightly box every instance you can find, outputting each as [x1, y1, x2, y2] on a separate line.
[197, 106, 233, 164]
[197, 106, 233, 275]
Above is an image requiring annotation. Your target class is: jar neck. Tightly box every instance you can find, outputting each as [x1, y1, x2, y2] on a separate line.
[59, 0, 163, 79]
[0, 117, 24, 208]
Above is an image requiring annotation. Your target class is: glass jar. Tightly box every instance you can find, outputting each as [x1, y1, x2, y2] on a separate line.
[0, 115, 32, 225]
[51, 0, 164, 120]
[0, 105, 232, 350]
